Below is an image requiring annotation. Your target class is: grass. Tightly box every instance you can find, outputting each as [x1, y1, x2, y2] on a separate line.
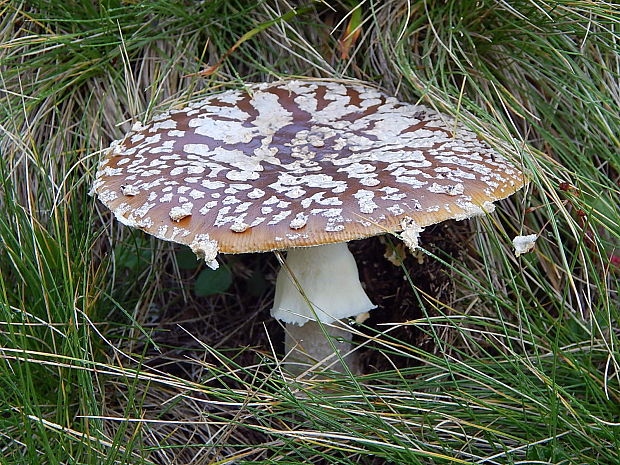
[1, 0, 619, 463]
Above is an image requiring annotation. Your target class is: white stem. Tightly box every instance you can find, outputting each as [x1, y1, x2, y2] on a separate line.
[271, 242, 375, 372]
[285, 321, 354, 373]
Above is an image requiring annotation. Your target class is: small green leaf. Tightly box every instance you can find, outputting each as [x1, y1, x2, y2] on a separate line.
[176, 246, 200, 270]
[194, 266, 232, 297]
[114, 243, 151, 270]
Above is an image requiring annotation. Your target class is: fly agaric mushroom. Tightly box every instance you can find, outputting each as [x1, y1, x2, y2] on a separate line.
[93, 79, 525, 372]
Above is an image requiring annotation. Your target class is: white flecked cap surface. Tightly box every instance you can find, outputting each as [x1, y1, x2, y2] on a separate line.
[93, 79, 525, 256]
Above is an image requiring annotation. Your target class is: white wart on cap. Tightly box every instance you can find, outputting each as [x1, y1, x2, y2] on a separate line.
[93, 80, 525, 259]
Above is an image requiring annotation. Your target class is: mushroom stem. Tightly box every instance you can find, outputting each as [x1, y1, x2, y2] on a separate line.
[284, 321, 353, 373]
[271, 242, 375, 372]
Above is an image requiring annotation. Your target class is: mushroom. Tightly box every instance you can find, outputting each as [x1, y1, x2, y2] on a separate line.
[93, 79, 525, 373]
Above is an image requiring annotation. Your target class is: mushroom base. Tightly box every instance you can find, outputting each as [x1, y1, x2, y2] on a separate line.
[284, 321, 354, 373]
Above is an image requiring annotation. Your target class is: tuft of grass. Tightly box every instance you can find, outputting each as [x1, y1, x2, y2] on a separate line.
[1, 0, 618, 464]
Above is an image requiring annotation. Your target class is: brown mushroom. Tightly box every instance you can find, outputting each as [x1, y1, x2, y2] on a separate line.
[93, 79, 525, 373]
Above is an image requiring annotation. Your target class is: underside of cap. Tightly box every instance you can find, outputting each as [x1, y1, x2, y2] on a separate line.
[93, 79, 525, 255]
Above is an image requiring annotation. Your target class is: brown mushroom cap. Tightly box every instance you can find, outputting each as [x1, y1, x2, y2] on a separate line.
[93, 79, 524, 256]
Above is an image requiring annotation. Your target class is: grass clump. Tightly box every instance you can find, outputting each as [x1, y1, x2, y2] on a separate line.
[1, 1, 618, 463]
